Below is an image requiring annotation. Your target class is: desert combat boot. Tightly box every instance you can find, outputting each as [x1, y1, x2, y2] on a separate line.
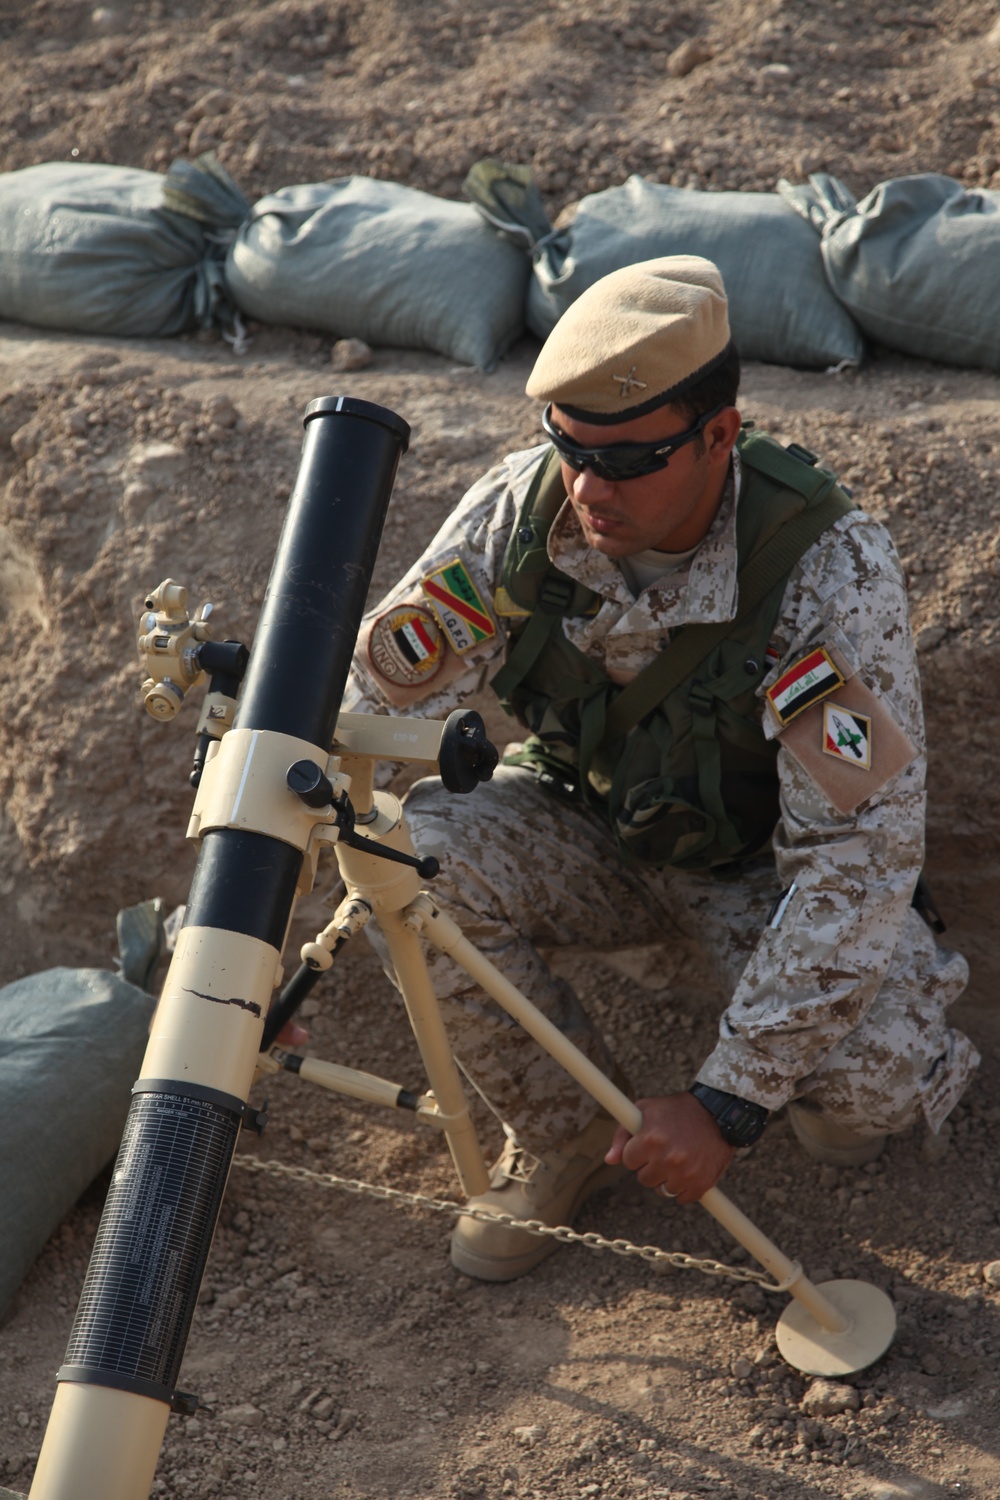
[450, 1112, 621, 1282]
[787, 1102, 886, 1166]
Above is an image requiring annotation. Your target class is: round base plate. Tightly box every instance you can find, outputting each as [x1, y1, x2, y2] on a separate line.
[776, 1279, 896, 1376]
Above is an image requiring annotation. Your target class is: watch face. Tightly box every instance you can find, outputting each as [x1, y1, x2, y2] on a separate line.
[690, 1085, 768, 1146]
[718, 1101, 768, 1147]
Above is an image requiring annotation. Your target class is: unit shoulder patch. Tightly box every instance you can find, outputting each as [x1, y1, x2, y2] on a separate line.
[367, 604, 444, 689]
[822, 702, 872, 770]
[422, 557, 497, 654]
[778, 673, 917, 815]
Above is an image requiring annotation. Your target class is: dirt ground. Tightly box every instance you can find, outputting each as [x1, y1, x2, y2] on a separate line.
[2, 3, 1000, 1499]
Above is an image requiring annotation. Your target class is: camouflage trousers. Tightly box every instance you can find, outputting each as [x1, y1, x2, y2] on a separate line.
[367, 768, 976, 1153]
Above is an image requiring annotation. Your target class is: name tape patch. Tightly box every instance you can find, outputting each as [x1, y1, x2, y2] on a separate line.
[422, 558, 496, 655]
[766, 646, 845, 727]
[368, 604, 444, 689]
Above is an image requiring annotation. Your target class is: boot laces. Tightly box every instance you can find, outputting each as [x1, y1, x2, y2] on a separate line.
[498, 1137, 544, 1185]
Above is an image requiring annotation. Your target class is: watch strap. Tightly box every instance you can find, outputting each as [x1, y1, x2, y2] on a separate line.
[689, 1082, 769, 1148]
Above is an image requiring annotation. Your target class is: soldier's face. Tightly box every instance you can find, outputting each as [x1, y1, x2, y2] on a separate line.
[549, 402, 740, 558]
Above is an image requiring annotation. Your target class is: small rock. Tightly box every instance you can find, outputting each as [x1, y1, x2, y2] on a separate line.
[760, 63, 794, 82]
[330, 337, 373, 372]
[921, 1349, 943, 1374]
[513, 1424, 545, 1448]
[189, 88, 233, 121]
[738, 1283, 766, 1312]
[219, 1403, 264, 1427]
[731, 1356, 753, 1379]
[189, 119, 221, 154]
[795, 151, 824, 177]
[122, 480, 154, 516]
[921, 1121, 952, 1163]
[91, 6, 125, 34]
[10, 425, 38, 461]
[65, 408, 90, 437]
[204, 393, 238, 428]
[925, 1396, 967, 1421]
[330, 1409, 357, 1440]
[214, 1285, 251, 1310]
[800, 1379, 859, 1416]
[666, 38, 713, 78]
[982, 1260, 1000, 1287]
[311, 1396, 336, 1421]
[915, 626, 946, 654]
[129, 441, 189, 482]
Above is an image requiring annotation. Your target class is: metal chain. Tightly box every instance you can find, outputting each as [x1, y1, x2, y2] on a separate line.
[233, 1153, 786, 1291]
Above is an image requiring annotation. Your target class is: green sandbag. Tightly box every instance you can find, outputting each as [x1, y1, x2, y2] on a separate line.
[0, 156, 248, 338]
[0, 968, 154, 1319]
[779, 171, 1000, 370]
[225, 175, 530, 370]
[516, 174, 866, 369]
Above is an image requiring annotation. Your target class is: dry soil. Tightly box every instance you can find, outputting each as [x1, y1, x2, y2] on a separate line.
[2, 5, 1000, 1500]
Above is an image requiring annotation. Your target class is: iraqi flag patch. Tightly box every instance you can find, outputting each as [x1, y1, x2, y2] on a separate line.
[422, 558, 496, 655]
[368, 604, 444, 689]
[823, 702, 872, 769]
[766, 646, 845, 727]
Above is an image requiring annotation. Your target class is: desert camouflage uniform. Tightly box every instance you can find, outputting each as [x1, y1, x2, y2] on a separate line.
[344, 444, 978, 1151]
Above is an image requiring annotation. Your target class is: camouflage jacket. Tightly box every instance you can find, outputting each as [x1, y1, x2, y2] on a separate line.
[344, 443, 929, 1109]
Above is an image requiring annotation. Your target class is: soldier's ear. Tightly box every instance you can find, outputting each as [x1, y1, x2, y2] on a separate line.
[705, 406, 742, 463]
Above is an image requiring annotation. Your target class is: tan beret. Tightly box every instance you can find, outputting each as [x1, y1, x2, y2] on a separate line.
[526, 255, 731, 423]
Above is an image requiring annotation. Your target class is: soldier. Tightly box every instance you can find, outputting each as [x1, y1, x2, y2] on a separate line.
[342, 255, 978, 1282]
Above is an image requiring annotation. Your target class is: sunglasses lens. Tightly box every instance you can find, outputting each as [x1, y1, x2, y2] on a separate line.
[543, 403, 723, 481]
[552, 439, 665, 482]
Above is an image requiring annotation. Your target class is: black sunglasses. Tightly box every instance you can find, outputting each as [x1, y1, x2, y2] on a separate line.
[541, 403, 725, 482]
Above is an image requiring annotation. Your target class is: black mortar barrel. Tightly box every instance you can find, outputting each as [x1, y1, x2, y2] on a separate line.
[32, 398, 409, 1500]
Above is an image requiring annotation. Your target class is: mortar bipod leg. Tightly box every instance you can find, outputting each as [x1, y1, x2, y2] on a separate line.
[376, 905, 489, 1199]
[407, 894, 895, 1376]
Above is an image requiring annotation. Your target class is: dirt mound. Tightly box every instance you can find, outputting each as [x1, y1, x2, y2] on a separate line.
[2, 4, 1000, 1499]
[5, 0, 1000, 207]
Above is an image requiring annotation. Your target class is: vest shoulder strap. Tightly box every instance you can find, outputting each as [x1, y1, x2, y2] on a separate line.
[601, 477, 855, 744]
[500, 447, 597, 616]
[737, 428, 838, 501]
[491, 447, 599, 704]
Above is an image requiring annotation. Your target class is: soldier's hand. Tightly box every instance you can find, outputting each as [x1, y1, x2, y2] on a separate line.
[276, 1020, 309, 1046]
[605, 1093, 735, 1204]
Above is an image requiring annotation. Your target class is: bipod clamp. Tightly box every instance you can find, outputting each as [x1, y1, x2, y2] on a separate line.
[285, 761, 440, 881]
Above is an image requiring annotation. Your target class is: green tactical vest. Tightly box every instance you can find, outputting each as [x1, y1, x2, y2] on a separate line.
[490, 429, 856, 873]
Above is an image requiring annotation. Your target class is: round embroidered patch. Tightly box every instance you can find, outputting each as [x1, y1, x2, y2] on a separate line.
[368, 604, 444, 688]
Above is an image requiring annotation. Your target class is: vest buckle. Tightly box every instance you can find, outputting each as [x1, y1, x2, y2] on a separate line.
[688, 683, 714, 717]
[538, 573, 575, 614]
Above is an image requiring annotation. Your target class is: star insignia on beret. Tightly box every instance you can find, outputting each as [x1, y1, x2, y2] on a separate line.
[613, 366, 647, 398]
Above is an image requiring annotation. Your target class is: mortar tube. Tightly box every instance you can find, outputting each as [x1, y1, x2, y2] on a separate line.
[29, 398, 410, 1500]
